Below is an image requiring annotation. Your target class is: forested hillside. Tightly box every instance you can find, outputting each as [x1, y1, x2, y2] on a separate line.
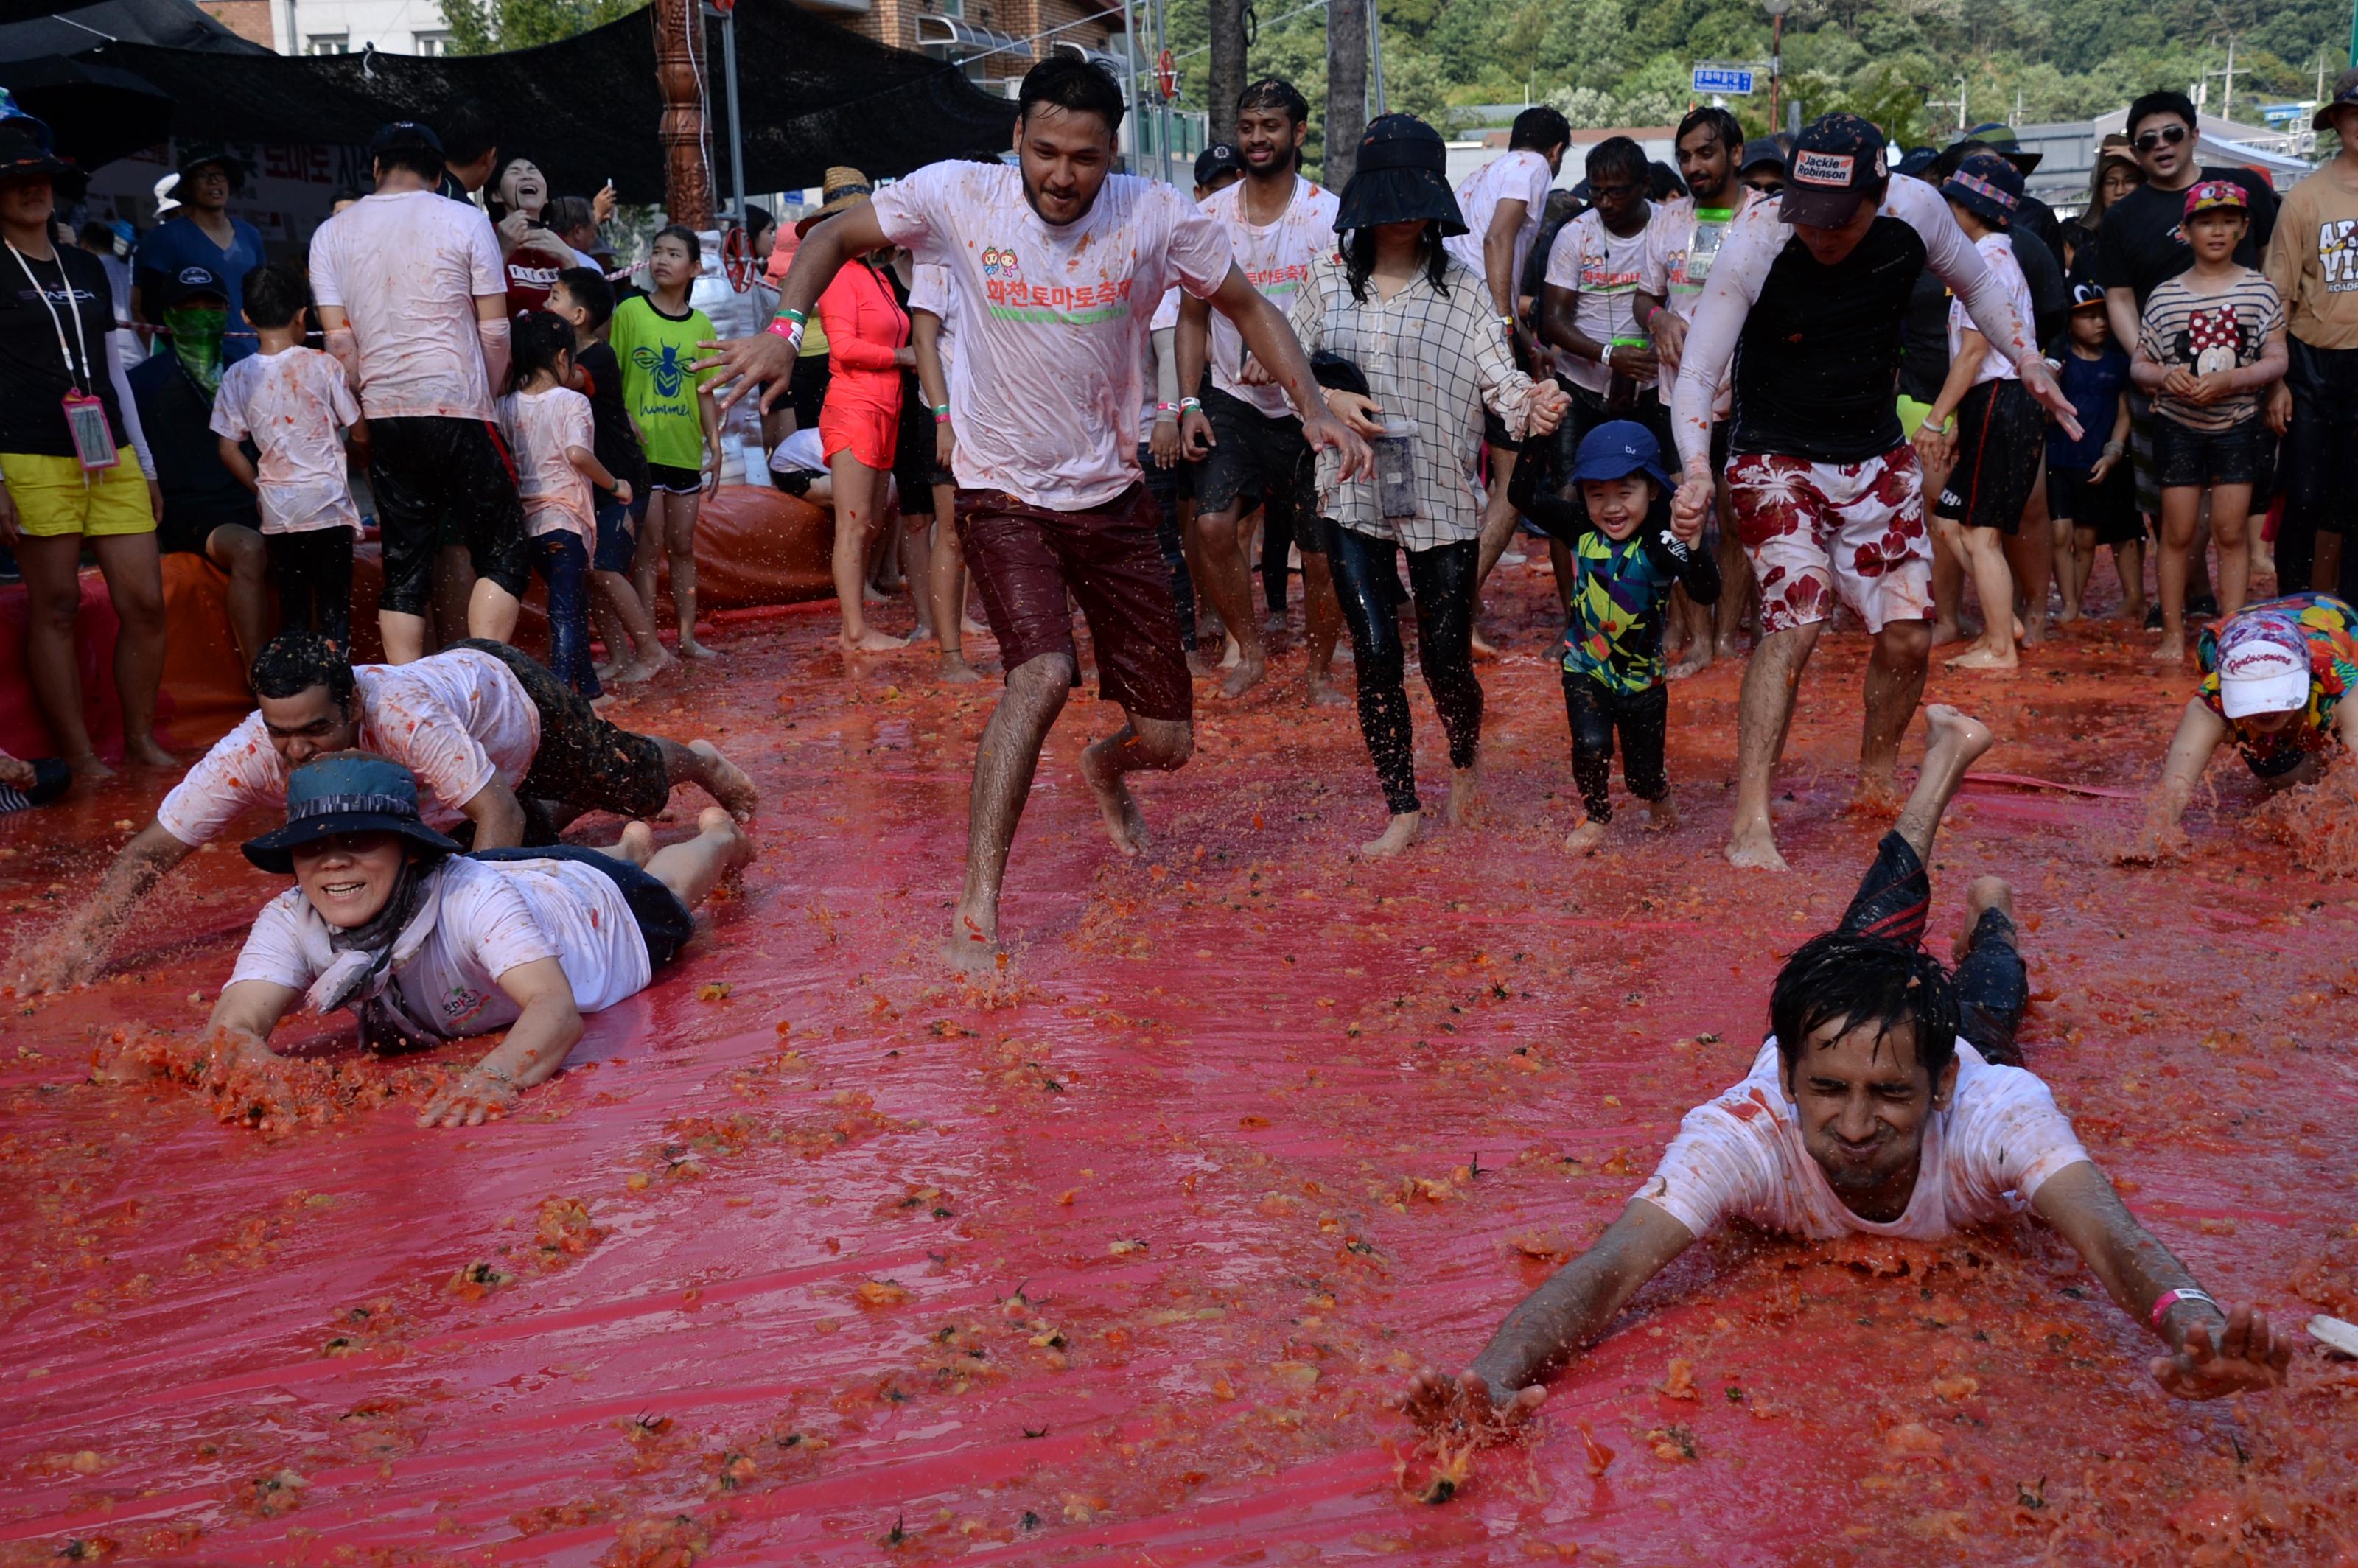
[1165, 0, 2343, 163]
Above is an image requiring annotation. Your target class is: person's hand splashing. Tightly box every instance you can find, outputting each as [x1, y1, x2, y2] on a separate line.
[2150, 1302, 2293, 1399]
[1394, 1366, 1546, 1446]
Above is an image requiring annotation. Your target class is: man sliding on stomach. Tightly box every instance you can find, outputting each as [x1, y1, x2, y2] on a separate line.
[1402, 703, 2291, 1443]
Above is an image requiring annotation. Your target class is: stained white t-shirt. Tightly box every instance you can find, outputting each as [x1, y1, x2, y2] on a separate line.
[869, 161, 1233, 512]
[1199, 174, 1339, 419]
[309, 189, 506, 421]
[1443, 150, 1555, 300]
[497, 385, 597, 542]
[228, 855, 652, 1038]
[907, 261, 958, 385]
[208, 346, 363, 534]
[1950, 231, 2032, 387]
[153, 647, 542, 846]
[1633, 1040, 2091, 1242]
[1544, 204, 1659, 396]
[1639, 191, 1752, 408]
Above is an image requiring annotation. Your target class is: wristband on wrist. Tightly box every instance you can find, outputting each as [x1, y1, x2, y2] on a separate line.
[1180, 396, 1202, 413]
[2150, 1287, 2219, 1330]
[2102, 440, 2125, 456]
[778, 307, 807, 324]
[765, 318, 803, 349]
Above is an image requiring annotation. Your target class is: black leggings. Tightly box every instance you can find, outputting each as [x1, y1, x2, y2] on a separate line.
[1563, 673, 1667, 822]
[1323, 519, 1482, 816]
[1840, 830, 2029, 1065]
[266, 528, 354, 654]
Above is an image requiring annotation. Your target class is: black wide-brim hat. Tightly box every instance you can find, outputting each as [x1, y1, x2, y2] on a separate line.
[0, 114, 85, 195]
[1334, 113, 1466, 237]
[242, 752, 463, 875]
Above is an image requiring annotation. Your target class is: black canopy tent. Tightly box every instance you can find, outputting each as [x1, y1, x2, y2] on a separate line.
[3, 0, 1018, 203]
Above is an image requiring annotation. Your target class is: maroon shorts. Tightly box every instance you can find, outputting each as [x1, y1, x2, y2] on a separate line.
[956, 483, 1193, 724]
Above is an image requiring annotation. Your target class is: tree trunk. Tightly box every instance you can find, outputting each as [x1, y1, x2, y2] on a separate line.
[1323, 0, 1367, 188]
[653, 0, 713, 230]
[1206, 0, 1246, 152]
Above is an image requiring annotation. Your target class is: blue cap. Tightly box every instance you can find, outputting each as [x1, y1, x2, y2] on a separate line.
[241, 752, 463, 875]
[1570, 421, 1671, 491]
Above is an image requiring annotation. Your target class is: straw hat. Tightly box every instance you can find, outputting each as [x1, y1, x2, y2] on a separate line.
[796, 166, 874, 236]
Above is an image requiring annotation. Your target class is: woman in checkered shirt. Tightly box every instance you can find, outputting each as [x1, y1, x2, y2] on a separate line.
[1274, 115, 1569, 858]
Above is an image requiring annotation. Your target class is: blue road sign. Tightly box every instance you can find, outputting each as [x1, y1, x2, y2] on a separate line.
[1692, 64, 1758, 96]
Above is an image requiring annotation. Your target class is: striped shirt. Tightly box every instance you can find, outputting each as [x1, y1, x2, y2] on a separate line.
[2138, 268, 2284, 433]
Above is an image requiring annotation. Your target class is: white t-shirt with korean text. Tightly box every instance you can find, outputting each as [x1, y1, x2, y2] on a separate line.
[308, 189, 506, 421]
[1544, 204, 1659, 396]
[1633, 1040, 2091, 1242]
[228, 855, 651, 1038]
[1640, 191, 1751, 408]
[869, 161, 1234, 512]
[208, 346, 363, 534]
[1198, 174, 1339, 419]
[153, 647, 542, 845]
[1950, 231, 2033, 387]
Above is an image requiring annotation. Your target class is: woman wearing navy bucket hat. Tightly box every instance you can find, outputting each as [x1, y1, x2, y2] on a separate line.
[1275, 113, 1570, 857]
[203, 752, 755, 1128]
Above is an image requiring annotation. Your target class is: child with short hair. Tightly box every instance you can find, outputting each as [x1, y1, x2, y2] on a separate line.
[1511, 419, 1719, 853]
[2132, 181, 2289, 662]
[1914, 151, 2043, 673]
[609, 225, 724, 657]
[497, 311, 629, 698]
[2048, 281, 2142, 624]
[211, 261, 365, 652]
[547, 266, 669, 683]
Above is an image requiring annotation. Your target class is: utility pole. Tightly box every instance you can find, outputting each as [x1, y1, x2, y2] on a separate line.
[1926, 74, 1966, 133]
[1765, 0, 1789, 134]
[1207, 0, 1245, 146]
[2203, 32, 2242, 122]
[1367, 0, 1387, 116]
[1327, 0, 1368, 186]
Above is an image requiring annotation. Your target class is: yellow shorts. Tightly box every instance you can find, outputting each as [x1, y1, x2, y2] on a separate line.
[1, 449, 153, 539]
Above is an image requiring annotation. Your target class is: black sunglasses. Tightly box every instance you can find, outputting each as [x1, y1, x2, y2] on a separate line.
[2134, 124, 2189, 154]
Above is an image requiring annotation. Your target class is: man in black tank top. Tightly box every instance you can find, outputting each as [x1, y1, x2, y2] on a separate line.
[1666, 115, 2078, 872]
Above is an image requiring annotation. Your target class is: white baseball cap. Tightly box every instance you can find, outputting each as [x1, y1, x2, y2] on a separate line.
[2214, 615, 2310, 719]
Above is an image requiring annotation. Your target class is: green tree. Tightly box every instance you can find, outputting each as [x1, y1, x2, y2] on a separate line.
[441, 0, 640, 56]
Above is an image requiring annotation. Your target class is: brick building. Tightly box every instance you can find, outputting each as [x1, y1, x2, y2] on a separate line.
[816, 0, 1130, 87]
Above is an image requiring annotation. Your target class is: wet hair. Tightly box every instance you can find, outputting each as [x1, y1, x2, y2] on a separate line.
[1018, 54, 1127, 135]
[1770, 931, 1960, 1088]
[651, 223, 702, 263]
[1510, 105, 1572, 153]
[746, 203, 775, 245]
[439, 99, 498, 169]
[239, 262, 309, 330]
[251, 629, 355, 707]
[1648, 160, 1687, 200]
[505, 309, 576, 395]
[1237, 77, 1310, 126]
[1344, 221, 1449, 304]
[373, 139, 444, 183]
[1675, 106, 1746, 166]
[553, 265, 614, 329]
[1584, 135, 1648, 188]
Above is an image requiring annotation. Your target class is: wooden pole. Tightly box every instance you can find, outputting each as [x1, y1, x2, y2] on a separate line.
[1207, 0, 1245, 152]
[654, 0, 713, 229]
[1325, 0, 1367, 187]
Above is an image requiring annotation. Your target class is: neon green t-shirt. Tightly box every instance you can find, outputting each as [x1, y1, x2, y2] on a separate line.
[609, 295, 721, 472]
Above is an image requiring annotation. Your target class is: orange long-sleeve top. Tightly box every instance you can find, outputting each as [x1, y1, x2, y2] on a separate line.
[814, 259, 909, 410]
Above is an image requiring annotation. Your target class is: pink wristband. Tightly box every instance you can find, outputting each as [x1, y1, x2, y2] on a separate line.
[766, 318, 802, 345]
[2150, 1287, 2218, 1329]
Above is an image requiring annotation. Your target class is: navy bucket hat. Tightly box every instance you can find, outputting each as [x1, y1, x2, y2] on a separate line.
[242, 753, 463, 875]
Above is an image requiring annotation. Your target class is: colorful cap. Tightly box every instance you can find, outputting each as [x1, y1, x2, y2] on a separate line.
[1941, 149, 2023, 231]
[2313, 68, 2358, 131]
[2181, 180, 2249, 220]
[1780, 113, 1889, 227]
[2214, 613, 2312, 720]
[2069, 279, 2107, 310]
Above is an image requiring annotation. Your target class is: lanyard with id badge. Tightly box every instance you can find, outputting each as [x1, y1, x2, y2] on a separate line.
[7, 241, 117, 471]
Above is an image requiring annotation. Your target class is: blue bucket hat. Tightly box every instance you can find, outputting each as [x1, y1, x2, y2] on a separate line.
[1942, 149, 2023, 232]
[242, 753, 463, 875]
[1569, 420, 1671, 491]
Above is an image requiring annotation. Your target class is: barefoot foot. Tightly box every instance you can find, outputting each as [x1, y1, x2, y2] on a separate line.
[1219, 650, 1268, 699]
[1928, 619, 1965, 650]
[1564, 817, 1608, 854]
[943, 908, 1004, 975]
[1638, 794, 1678, 832]
[938, 652, 984, 685]
[123, 735, 178, 769]
[618, 648, 676, 683]
[1446, 763, 1483, 827]
[688, 738, 760, 820]
[2150, 636, 2186, 664]
[1360, 810, 1421, 858]
[605, 820, 657, 867]
[1665, 646, 1712, 681]
[1920, 702, 1995, 771]
[68, 752, 115, 781]
[1945, 643, 2019, 671]
[839, 628, 909, 654]
[1305, 676, 1351, 708]
[678, 637, 722, 661]
[1953, 874, 2015, 963]
[1726, 820, 1789, 872]
[1079, 740, 1150, 856]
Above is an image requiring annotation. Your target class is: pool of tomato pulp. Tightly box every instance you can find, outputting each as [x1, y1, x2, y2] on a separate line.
[2, 563, 2354, 1567]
